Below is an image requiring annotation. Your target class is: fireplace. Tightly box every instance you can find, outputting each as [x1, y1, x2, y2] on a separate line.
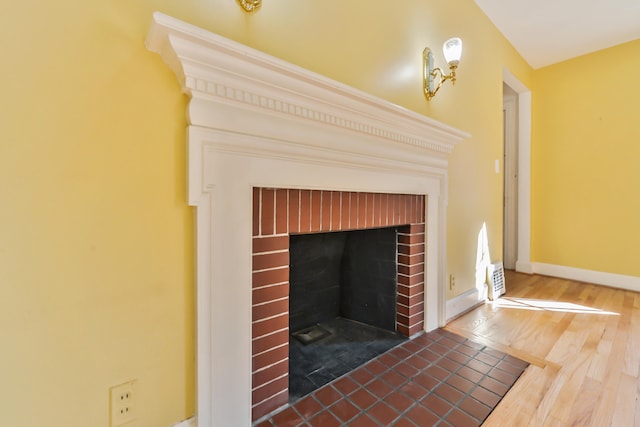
[252, 189, 427, 418]
[146, 12, 469, 427]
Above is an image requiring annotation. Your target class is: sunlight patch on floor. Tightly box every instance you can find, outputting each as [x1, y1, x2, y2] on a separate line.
[491, 297, 619, 315]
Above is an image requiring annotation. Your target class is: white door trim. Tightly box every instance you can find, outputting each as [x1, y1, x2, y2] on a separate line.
[503, 68, 532, 274]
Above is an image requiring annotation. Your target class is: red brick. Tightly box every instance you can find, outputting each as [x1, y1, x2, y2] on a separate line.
[409, 222, 426, 234]
[408, 322, 424, 336]
[341, 192, 350, 230]
[397, 263, 424, 276]
[349, 192, 358, 229]
[407, 195, 415, 223]
[251, 389, 288, 421]
[414, 195, 422, 223]
[397, 304, 410, 317]
[397, 313, 410, 327]
[397, 312, 422, 327]
[252, 329, 289, 355]
[407, 303, 424, 317]
[397, 243, 425, 256]
[289, 189, 300, 233]
[261, 189, 275, 236]
[399, 195, 408, 224]
[397, 273, 424, 286]
[331, 191, 341, 231]
[252, 375, 288, 406]
[252, 359, 288, 387]
[299, 190, 311, 233]
[311, 190, 321, 232]
[397, 324, 410, 336]
[380, 193, 388, 225]
[253, 236, 289, 254]
[253, 267, 288, 288]
[321, 190, 331, 231]
[275, 189, 288, 234]
[357, 193, 366, 228]
[396, 303, 423, 318]
[253, 283, 289, 305]
[397, 284, 411, 297]
[397, 292, 425, 308]
[366, 193, 374, 227]
[252, 345, 288, 372]
[252, 314, 288, 338]
[398, 233, 424, 245]
[252, 252, 289, 271]
[398, 252, 425, 266]
[252, 299, 288, 322]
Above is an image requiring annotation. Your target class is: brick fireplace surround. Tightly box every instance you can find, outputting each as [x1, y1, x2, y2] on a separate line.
[147, 12, 469, 427]
[252, 188, 427, 419]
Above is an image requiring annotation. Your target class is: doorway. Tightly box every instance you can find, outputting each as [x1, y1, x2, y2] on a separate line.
[503, 83, 518, 270]
[502, 68, 532, 274]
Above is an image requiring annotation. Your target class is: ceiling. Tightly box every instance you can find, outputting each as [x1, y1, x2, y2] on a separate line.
[473, 0, 640, 69]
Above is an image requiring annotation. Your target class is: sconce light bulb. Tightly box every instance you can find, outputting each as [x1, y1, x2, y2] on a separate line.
[443, 37, 462, 67]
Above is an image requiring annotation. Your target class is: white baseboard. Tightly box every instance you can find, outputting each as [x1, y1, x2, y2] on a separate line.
[515, 260, 534, 274]
[533, 263, 640, 292]
[446, 287, 486, 321]
[171, 417, 196, 427]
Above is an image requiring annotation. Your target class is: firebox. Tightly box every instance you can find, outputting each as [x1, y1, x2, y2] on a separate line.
[288, 227, 407, 400]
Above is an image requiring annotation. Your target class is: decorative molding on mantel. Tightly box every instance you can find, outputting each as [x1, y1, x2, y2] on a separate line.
[145, 12, 469, 157]
[146, 12, 471, 427]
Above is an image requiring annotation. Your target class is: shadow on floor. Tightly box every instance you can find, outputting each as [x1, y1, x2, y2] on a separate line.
[289, 317, 408, 401]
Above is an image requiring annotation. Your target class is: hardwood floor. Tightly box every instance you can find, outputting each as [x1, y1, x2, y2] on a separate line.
[446, 270, 640, 427]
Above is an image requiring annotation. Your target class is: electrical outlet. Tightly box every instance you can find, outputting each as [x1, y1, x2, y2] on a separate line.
[449, 274, 456, 290]
[110, 380, 136, 426]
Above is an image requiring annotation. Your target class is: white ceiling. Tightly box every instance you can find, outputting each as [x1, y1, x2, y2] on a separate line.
[473, 0, 640, 69]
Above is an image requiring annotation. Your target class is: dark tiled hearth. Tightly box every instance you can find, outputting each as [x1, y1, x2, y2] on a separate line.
[256, 329, 528, 426]
[290, 317, 408, 401]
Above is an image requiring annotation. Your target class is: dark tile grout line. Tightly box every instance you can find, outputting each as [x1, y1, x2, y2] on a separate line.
[255, 328, 528, 427]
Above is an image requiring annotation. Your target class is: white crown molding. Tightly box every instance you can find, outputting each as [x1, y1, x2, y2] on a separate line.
[146, 12, 469, 158]
[146, 12, 470, 427]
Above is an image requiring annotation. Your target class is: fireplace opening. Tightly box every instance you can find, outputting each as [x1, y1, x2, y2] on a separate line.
[288, 227, 407, 401]
[251, 188, 427, 419]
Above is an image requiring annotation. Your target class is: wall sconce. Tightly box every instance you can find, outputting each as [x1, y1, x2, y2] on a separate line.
[423, 37, 462, 100]
[238, 0, 261, 12]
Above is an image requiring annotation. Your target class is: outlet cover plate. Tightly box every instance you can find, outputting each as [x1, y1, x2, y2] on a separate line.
[110, 379, 137, 426]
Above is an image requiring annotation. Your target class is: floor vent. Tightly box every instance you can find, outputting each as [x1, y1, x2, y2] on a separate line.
[489, 262, 506, 301]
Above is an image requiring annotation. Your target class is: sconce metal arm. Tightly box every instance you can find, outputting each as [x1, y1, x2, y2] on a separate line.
[424, 66, 458, 101]
[238, 0, 261, 12]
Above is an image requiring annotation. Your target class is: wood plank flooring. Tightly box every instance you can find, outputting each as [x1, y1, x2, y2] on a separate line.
[446, 271, 640, 427]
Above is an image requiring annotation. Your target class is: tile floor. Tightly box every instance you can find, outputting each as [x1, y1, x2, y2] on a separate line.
[290, 317, 407, 400]
[255, 328, 528, 427]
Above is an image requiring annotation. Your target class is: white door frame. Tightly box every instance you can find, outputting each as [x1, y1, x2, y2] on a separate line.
[502, 89, 518, 270]
[503, 68, 533, 274]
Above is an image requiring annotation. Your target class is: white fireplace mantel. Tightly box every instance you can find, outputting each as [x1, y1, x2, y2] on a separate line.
[146, 12, 470, 427]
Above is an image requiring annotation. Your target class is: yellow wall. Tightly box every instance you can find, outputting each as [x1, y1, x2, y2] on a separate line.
[532, 39, 640, 277]
[0, 0, 530, 425]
